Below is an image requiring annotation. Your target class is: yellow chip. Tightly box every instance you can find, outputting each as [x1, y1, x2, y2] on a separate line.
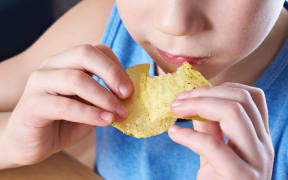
[112, 62, 211, 138]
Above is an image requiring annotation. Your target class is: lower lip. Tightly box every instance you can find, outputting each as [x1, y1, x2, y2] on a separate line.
[157, 49, 207, 66]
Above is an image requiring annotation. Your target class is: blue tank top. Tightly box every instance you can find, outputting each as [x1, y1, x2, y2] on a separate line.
[94, 4, 288, 180]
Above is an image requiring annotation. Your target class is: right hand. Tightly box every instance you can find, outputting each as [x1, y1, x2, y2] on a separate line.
[1, 44, 133, 167]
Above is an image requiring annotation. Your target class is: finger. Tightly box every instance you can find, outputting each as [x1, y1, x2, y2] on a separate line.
[180, 89, 225, 159]
[171, 97, 261, 164]
[23, 94, 115, 127]
[192, 121, 224, 142]
[221, 82, 269, 135]
[177, 85, 266, 141]
[27, 69, 127, 120]
[96, 44, 122, 66]
[168, 125, 248, 177]
[41, 44, 134, 99]
[192, 120, 225, 166]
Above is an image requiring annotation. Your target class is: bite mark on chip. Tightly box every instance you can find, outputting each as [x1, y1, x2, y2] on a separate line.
[112, 62, 211, 138]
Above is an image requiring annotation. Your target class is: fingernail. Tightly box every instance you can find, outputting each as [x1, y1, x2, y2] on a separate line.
[119, 83, 131, 97]
[169, 125, 181, 133]
[100, 111, 114, 123]
[116, 104, 128, 119]
[172, 100, 182, 107]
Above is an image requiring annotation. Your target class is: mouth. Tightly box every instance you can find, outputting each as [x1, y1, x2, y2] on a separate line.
[157, 48, 209, 67]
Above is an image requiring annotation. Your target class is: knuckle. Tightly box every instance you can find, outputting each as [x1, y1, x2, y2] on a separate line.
[236, 89, 251, 102]
[205, 136, 223, 150]
[82, 106, 100, 120]
[75, 44, 96, 58]
[232, 167, 258, 180]
[95, 44, 110, 51]
[244, 169, 259, 180]
[228, 164, 259, 180]
[106, 61, 119, 74]
[266, 144, 275, 159]
[105, 94, 118, 106]
[69, 70, 87, 88]
[98, 93, 119, 112]
[84, 105, 97, 114]
[106, 63, 122, 84]
[228, 101, 243, 115]
[255, 87, 266, 100]
[56, 98, 74, 118]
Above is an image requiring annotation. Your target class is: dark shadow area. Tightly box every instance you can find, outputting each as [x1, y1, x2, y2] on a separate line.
[0, 0, 54, 61]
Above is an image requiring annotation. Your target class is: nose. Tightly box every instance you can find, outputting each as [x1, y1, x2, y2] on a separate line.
[154, 0, 208, 36]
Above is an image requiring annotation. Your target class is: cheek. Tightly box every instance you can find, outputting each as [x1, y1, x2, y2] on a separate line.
[116, 0, 150, 43]
[212, 0, 283, 61]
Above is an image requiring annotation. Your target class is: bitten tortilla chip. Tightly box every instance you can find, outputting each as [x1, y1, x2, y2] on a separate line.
[112, 62, 211, 138]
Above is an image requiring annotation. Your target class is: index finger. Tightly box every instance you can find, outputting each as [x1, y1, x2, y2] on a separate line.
[41, 44, 134, 99]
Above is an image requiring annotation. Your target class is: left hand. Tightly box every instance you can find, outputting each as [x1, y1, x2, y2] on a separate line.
[168, 82, 274, 180]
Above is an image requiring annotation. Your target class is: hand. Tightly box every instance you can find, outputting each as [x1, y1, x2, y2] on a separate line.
[168, 82, 274, 180]
[1, 44, 133, 167]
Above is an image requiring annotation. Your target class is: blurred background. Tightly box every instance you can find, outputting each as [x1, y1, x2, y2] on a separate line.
[0, 0, 80, 61]
[0, 0, 95, 169]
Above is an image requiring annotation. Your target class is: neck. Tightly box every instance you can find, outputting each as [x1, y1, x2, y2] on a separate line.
[210, 8, 288, 86]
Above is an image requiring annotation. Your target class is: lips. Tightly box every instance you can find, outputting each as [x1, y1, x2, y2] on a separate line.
[157, 48, 208, 67]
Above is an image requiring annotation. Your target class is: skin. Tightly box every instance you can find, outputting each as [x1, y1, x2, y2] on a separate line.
[170, 84, 273, 179]
[116, 0, 286, 178]
[116, 0, 287, 82]
[1, 44, 132, 168]
[0, 0, 287, 179]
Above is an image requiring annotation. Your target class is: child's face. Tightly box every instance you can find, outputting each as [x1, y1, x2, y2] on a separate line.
[116, 0, 285, 79]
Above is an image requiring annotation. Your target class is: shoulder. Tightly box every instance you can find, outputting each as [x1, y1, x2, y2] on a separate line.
[77, 0, 115, 40]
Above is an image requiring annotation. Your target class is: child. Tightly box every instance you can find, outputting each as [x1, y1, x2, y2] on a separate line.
[0, 0, 287, 179]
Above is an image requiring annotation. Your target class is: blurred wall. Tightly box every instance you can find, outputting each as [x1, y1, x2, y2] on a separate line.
[0, 0, 53, 61]
[53, 0, 81, 19]
[0, 0, 82, 62]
